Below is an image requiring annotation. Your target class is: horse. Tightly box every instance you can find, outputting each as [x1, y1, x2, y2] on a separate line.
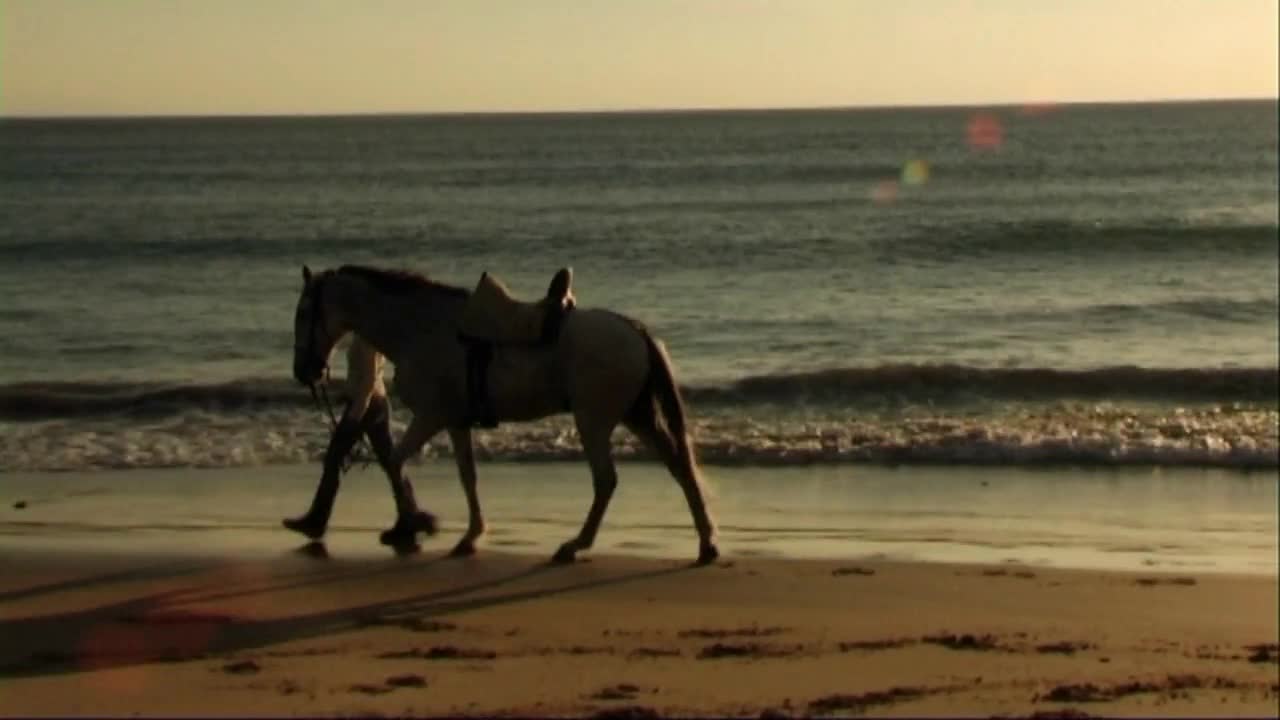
[291, 264, 719, 565]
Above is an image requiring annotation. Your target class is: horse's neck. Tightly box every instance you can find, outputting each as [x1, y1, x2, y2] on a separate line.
[339, 284, 465, 365]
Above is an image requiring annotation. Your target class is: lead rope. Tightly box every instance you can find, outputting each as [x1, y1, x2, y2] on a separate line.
[309, 369, 373, 475]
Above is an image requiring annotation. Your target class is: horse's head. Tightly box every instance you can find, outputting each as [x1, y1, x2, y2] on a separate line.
[292, 265, 344, 386]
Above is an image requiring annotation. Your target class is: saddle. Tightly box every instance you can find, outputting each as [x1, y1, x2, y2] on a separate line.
[459, 268, 575, 428]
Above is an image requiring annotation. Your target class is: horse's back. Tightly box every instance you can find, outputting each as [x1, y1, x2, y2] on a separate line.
[559, 308, 651, 418]
[392, 307, 653, 425]
[561, 307, 648, 371]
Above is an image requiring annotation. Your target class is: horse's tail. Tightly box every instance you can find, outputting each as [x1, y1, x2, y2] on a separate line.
[633, 325, 709, 496]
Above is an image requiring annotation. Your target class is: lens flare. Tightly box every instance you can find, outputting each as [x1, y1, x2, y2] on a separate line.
[901, 159, 930, 186]
[967, 113, 1004, 150]
[871, 180, 899, 205]
[77, 606, 225, 692]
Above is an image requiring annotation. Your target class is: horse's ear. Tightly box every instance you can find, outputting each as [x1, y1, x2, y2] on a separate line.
[302, 265, 312, 284]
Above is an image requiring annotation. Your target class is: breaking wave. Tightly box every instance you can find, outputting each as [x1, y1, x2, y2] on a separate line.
[3, 364, 1276, 422]
[0, 378, 310, 420]
[682, 364, 1278, 405]
[2, 363, 1274, 472]
[1, 401, 1275, 473]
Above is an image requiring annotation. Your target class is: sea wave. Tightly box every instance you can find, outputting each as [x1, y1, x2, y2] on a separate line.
[3, 364, 1276, 422]
[4, 218, 1276, 267]
[991, 297, 1279, 325]
[0, 233, 433, 262]
[0, 378, 310, 420]
[1, 403, 1275, 473]
[880, 221, 1279, 261]
[684, 364, 1279, 405]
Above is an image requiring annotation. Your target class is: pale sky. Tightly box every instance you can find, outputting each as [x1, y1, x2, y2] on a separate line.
[2, 0, 1277, 117]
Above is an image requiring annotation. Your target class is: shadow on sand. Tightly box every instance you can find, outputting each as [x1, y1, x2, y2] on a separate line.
[0, 544, 695, 678]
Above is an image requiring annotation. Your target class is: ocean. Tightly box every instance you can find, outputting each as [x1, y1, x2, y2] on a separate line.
[2, 99, 1276, 472]
[0, 100, 1277, 572]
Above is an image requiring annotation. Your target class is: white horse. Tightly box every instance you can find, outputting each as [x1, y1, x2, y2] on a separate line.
[292, 265, 719, 565]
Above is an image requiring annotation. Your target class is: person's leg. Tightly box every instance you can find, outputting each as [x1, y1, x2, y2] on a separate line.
[282, 405, 364, 539]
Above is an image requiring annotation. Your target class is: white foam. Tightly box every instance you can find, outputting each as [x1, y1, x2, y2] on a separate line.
[1, 402, 1275, 473]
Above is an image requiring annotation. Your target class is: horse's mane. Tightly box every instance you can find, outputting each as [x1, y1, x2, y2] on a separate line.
[335, 265, 469, 298]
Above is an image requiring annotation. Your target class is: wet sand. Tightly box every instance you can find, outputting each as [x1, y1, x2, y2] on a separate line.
[5, 462, 1276, 576]
[1, 544, 1276, 718]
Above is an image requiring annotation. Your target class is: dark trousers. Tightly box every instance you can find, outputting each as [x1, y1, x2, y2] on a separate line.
[301, 394, 417, 527]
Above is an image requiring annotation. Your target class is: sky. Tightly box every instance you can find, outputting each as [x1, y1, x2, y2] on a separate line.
[2, 0, 1277, 117]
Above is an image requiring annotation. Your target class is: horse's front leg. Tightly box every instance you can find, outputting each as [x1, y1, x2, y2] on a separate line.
[445, 426, 486, 556]
[377, 413, 445, 549]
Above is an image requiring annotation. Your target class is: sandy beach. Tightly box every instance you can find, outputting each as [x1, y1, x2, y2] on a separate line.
[1, 543, 1276, 718]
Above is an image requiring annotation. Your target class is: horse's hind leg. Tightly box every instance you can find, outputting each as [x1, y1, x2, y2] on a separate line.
[552, 420, 619, 564]
[624, 413, 719, 565]
[446, 425, 486, 556]
[377, 413, 446, 549]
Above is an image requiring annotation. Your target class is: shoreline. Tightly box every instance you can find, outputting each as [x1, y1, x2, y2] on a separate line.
[4, 462, 1277, 578]
[1, 547, 1276, 717]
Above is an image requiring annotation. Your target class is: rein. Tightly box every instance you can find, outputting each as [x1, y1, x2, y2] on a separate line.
[309, 374, 368, 472]
[304, 277, 372, 475]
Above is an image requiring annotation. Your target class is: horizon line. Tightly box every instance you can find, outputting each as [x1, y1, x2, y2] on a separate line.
[2, 94, 1275, 122]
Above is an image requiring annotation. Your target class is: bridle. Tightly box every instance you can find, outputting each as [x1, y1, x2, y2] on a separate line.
[298, 274, 331, 391]
[299, 275, 339, 427]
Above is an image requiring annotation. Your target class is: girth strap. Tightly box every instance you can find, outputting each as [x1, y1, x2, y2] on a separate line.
[460, 303, 574, 430]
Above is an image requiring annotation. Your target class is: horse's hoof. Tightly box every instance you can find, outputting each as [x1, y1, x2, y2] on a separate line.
[411, 510, 439, 537]
[696, 543, 720, 566]
[282, 516, 326, 540]
[551, 545, 578, 564]
[449, 539, 477, 557]
[391, 542, 422, 557]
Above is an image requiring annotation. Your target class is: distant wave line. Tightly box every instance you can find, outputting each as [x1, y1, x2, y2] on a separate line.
[2, 363, 1276, 421]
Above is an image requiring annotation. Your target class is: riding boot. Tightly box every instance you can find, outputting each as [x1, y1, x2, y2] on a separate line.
[378, 489, 439, 547]
[282, 414, 362, 540]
